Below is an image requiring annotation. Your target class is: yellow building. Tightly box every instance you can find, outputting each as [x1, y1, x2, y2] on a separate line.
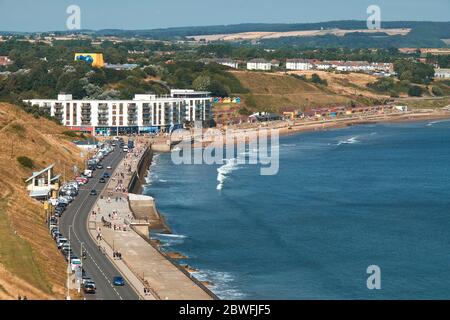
[74, 53, 104, 68]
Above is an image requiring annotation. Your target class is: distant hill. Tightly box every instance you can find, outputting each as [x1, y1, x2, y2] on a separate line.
[229, 70, 389, 113]
[1, 20, 449, 48]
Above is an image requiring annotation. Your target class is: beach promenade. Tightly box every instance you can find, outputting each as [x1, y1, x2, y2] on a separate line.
[88, 141, 214, 300]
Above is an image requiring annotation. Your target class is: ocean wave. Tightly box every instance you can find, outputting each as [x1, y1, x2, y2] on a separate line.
[427, 119, 450, 127]
[154, 233, 187, 239]
[152, 233, 187, 247]
[337, 136, 360, 146]
[217, 158, 239, 191]
[145, 171, 159, 185]
[190, 269, 246, 300]
[281, 143, 297, 147]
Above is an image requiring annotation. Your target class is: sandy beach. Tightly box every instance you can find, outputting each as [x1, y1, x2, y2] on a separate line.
[162, 110, 450, 150]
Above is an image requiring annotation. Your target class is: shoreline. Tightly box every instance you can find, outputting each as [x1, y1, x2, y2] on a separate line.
[126, 143, 219, 299]
[159, 110, 450, 151]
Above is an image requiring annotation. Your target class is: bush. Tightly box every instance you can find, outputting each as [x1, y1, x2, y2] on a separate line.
[432, 86, 443, 96]
[368, 77, 395, 92]
[62, 130, 78, 138]
[310, 73, 328, 86]
[17, 156, 34, 169]
[408, 85, 423, 97]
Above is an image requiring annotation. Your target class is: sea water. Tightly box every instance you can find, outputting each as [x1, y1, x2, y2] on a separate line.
[143, 120, 450, 299]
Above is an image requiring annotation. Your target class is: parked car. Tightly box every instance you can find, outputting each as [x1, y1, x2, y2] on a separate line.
[84, 279, 96, 290]
[52, 231, 63, 240]
[57, 238, 68, 249]
[113, 276, 125, 286]
[76, 177, 89, 185]
[83, 283, 96, 294]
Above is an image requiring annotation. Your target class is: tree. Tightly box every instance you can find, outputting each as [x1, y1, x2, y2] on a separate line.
[207, 80, 228, 97]
[432, 86, 443, 96]
[192, 75, 211, 91]
[65, 79, 86, 99]
[368, 77, 395, 92]
[310, 73, 328, 86]
[408, 85, 423, 97]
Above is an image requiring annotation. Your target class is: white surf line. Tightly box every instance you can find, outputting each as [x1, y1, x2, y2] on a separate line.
[69, 149, 124, 300]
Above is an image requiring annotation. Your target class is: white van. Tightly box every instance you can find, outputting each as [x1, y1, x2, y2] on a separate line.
[71, 258, 82, 272]
[83, 170, 93, 178]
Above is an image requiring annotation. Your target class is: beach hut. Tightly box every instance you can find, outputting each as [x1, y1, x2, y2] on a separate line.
[25, 164, 60, 201]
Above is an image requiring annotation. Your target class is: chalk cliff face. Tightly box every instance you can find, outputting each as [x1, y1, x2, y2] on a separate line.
[0, 103, 83, 300]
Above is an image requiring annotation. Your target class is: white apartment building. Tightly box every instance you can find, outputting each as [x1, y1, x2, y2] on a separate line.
[286, 59, 313, 71]
[24, 90, 212, 135]
[247, 59, 272, 71]
[170, 89, 213, 127]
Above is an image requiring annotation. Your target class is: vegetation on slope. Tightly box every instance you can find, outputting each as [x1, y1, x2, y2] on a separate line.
[0, 103, 83, 300]
[231, 70, 387, 112]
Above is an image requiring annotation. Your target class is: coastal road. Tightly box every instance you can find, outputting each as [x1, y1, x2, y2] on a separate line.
[59, 145, 140, 300]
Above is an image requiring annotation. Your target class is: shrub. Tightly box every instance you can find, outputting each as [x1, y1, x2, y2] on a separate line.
[432, 86, 443, 96]
[17, 156, 34, 169]
[408, 85, 423, 97]
[310, 73, 328, 86]
[62, 130, 78, 138]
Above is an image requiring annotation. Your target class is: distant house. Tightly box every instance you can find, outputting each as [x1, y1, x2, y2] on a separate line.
[270, 59, 280, 68]
[435, 68, 450, 79]
[26, 164, 60, 200]
[0, 56, 12, 66]
[286, 59, 313, 71]
[247, 59, 272, 71]
[215, 58, 239, 69]
[104, 63, 139, 71]
[315, 62, 332, 70]
[248, 112, 281, 122]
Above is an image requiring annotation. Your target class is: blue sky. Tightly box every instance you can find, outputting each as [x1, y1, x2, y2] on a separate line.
[0, 0, 448, 32]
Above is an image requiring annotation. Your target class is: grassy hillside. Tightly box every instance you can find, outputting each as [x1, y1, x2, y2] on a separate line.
[0, 103, 83, 300]
[231, 70, 386, 112]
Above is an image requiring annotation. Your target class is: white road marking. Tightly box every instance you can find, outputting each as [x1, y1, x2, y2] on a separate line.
[67, 149, 126, 300]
